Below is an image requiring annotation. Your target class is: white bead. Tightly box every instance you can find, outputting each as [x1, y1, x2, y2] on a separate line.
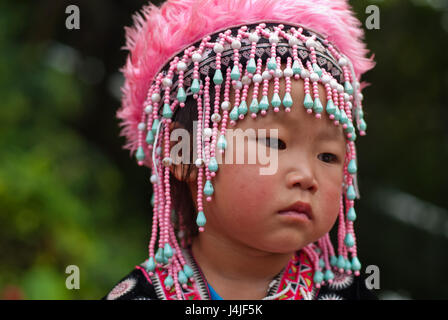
[269, 34, 279, 44]
[330, 79, 338, 89]
[338, 57, 348, 67]
[221, 101, 231, 111]
[262, 70, 272, 80]
[344, 93, 350, 101]
[203, 128, 212, 138]
[213, 43, 224, 53]
[310, 73, 319, 82]
[283, 68, 293, 78]
[156, 146, 162, 155]
[355, 81, 360, 89]
[177, 61, 187, 72]
[358, 93, 364, 101]
[252, 74, 263, 83]
[231, 40, 241, 49]
[151, 93, 161, 103]
[145, 105, 153, 114]
[233, 81, 243, 90]
[249, 33, 259, 43]
[288, 36, 299, 46]
[195, 158, 203, 168]
[321, 74, 331, 84]
[274, 69, 283, 78]
[347, 101, 353, 109]
[162, 77, 172, 87]
[305, 38, 316, 49]
[300, 69, 310, 78]
[211, 113, 221, 123]
[242, 75, 251, 85]
[337, 84, 344, 93]
[138, 122, 146, 131]
[192, 52, 202, 62]
[150, 175, 158, 184]
[162, 157, 173, 167]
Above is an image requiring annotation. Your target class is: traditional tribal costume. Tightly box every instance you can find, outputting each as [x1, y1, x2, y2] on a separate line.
[104, 0, 377, 300]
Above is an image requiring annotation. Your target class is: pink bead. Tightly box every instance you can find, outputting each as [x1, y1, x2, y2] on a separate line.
[199, 227, 204, 232]
[230, 120, 236, 126]
[182, 284, 188, 289]
[285, 108, 291, 113]
[315, 114, 321, 119]
[355, 271, 360, 276]
[149, 272, 154, 276]
[206, 196, 212, 202]
[211, 172, 216, 177]
[307, 109, 313, 114]
[360, 131, 366, 136]
[251, 113, 257, 119]
[261, 110, 266, 116]
[343, 124, 348, 129]
[329, 114, 335, 120]
[138, 161, 144, 166]
[239, 114, 244, 120]
[274, 107, 279, 112]
[347, 133, 352, 138]
[334, 120, 339, 126]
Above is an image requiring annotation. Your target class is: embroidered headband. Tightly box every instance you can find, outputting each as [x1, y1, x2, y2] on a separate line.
[117, 0, 375, 300]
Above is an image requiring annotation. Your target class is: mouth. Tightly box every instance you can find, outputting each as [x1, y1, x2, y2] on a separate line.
[278, 201, 313, 221]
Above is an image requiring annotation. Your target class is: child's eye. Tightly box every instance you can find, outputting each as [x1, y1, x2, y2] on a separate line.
[257, 137, 286, 150]
[318, 153, 338, 163]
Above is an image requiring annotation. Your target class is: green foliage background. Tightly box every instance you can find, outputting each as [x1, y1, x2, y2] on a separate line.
[0, 0, 447, 299]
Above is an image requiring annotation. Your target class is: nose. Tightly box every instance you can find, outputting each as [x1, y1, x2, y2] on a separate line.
[286, 162, 318, 193]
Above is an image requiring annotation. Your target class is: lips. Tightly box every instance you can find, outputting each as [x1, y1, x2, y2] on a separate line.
[278, 201, 313, 220]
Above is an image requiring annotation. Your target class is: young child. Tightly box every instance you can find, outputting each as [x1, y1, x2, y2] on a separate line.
[103, 0, 377, 300]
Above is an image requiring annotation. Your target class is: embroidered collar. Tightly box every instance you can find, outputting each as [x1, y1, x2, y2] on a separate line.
[146, 247, 316, 300]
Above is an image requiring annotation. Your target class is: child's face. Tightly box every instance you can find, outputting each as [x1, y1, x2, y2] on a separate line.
[186, 75, 346, 254]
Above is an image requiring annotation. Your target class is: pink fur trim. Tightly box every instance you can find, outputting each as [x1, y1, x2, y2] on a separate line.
[117, 0, 375, 155]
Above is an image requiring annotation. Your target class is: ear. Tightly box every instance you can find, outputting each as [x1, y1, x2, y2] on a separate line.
[166, 121, 198, 183]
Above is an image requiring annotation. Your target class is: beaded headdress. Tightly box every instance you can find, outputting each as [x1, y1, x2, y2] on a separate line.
[117, 0, 375, 299]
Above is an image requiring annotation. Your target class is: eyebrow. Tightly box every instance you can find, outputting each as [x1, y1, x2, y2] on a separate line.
[316, 128, 345, 142]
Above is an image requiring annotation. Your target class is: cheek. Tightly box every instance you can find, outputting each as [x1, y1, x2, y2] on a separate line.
[320, 173, 343, 223]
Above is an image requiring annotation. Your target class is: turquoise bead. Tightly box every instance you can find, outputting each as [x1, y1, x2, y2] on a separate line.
[344, 122, 354, 133]
[196, 211, 206, 227]
[313, 270, 324, 284]
[319, 258, 325, 269]
[267, 57, 277, 70]
[136, 146, 145, 161]
[312, 63, 322, 77]
[217, 135, 227, 150]
[203, 180, 214, 196]
[344, 81, 354, 95]
[164, 275, 174, 289]
[271, 93, 281, 107]
[351, 257, 361, 271]
[151, 118, 160, 134]
[155, 248, 164, 264]
[313, 98, 323, 114]
[303, 93, 314, 109]
[208, 157, 218, 172]
[349, 132, 357, 142]
[324, 269, 334, 281]
[146, 257, 156, 272]
[337, 255, 345, 269]
[359, 119, 367, 131]
[347, 185, 356, 200]
[230, 64, 240, 80]
[282, 92, 293, 108]
[330, 255, 337, 267]
[259, 96, 269, 110]
[163, 103, 173, 119]
[339, 109, 348, 124]
[164, 243, 173, 258]
[191, 78, 200, 93]
[177, 87, 186, 102]
[247, 58, 256, 74]
[344, 233, 355, 247]
[229, 106, 239, 121]
[178, 270, 188, 284]
[238, 100, 248, 116]
[326, 99, 336, 115]
[348, 159, 357, 174]
[249, 99, 259, 114]
[347, 207, 357, 221]
[334, 108, 341, 121]
[345, 259, 352, 271]
[213, 69, 223, 85]
[292, 60, 301, 75]
[183, 265, 194, 278]
[146, 130, 154, 145]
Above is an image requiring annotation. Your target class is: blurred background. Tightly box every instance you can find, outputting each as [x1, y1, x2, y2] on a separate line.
[0, 0, 447, 299]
